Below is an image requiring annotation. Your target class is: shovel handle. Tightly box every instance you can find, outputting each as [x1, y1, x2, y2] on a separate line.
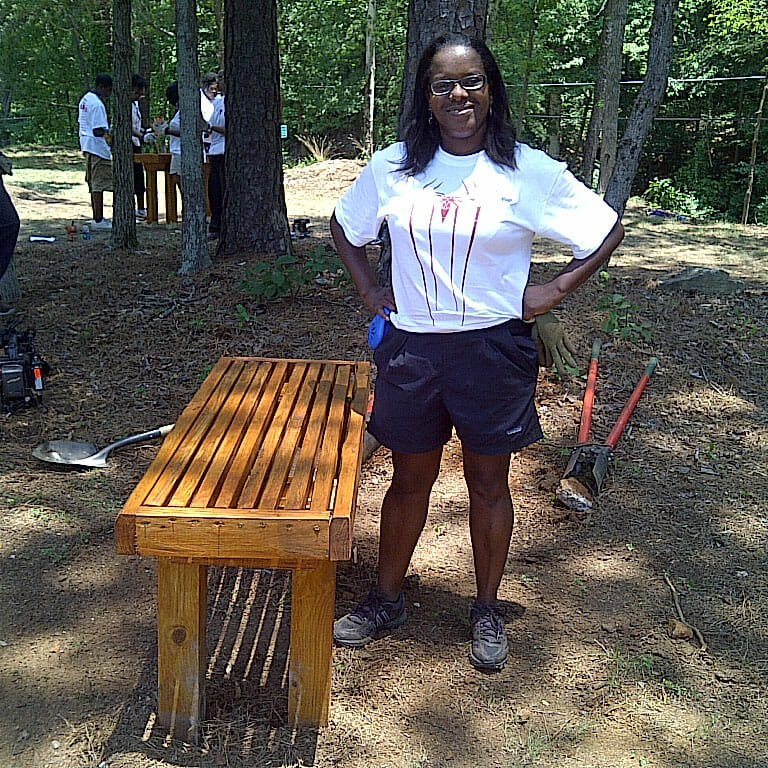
[102, 424, 175, 454]
[577, 338, 602, 443]
[604, 358, 657, 449]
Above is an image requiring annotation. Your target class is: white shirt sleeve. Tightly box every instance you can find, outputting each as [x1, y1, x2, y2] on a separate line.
[537, 166, 618, 259]
[333, 160, 383, 247]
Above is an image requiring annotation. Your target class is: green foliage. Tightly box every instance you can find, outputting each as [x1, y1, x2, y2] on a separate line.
[240, 246, 348, 303]
[643, 178, 714, 218]
[597, 293, 652, 343]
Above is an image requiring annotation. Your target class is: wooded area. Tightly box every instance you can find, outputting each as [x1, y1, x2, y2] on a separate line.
[0, 0, 766, 226]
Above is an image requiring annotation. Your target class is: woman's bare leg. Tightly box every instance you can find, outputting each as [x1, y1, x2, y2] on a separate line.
[462, 446, 513, 603]
[376, 447, 443, 600]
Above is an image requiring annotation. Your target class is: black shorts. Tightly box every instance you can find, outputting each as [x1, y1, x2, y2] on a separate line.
[368, 319, 543, 456]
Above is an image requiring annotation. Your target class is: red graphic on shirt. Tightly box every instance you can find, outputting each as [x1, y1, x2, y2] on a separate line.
[440, 195, 458, 222]
[407, 188, 481, 325]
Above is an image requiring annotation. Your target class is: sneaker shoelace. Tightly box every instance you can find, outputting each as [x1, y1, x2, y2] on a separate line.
[354, 591, 398, 628]
[472, 605, 505, 639]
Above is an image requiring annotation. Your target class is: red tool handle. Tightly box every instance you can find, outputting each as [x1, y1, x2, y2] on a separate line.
[605, 358, 658, 449]
[577, 338, 602, 442]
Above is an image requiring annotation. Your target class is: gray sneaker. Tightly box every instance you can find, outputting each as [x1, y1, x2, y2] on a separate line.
[469, 601, 508, 671]
[334, 588, 406, 648]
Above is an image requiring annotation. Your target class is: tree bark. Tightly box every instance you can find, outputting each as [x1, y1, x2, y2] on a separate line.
[604, 0, 679, 217]
[547, 88, 562, 158]
[111, 0, 137, 249]
[741, 77, 768, 225]
[137, 36, 152, 128]
[582, 0, 628, 188]
[597, 0, 628, 194]
[517, 0, 539, 129]
[218, 0, 290, 260]
[398, 0, 490, 137]
[365, 0, 377, 156]
[176, 0, 210, 274]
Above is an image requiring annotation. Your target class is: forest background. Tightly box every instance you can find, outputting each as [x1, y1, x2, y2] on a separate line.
[0, 0, 767, 225]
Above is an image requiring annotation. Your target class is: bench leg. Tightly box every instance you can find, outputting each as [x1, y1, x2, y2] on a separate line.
[145, 170, 159, 224]
[165, 172, 178, 223]
[157, 559, 207, 743]
[288, 561, 336, 727]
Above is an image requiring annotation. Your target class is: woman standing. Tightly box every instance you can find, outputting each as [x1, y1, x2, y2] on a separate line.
[331, 33, 623, 671]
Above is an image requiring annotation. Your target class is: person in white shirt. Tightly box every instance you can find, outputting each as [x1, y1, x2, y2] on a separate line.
[331, 33, 624, 671]
[205, 71, 226, 240]
[200, 73, 217, 155]
[131, 74, 156, 219]
[78, 73, 113, 229]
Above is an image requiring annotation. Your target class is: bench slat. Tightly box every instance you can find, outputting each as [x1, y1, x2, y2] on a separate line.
[309, 366, 350, 512]
[258, 362, 322, 510]
[237, 363, 307, 508]
[281, 363, 337, 511]
[189, 360, 271, 508]
[215, 361, 288, 508]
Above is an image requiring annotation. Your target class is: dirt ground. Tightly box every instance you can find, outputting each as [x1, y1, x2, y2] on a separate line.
[1, 148, 767, 768]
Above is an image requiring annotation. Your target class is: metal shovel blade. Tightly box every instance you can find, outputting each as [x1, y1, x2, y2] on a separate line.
[33, 424, 175, 468]
[557, 442, 614, 511]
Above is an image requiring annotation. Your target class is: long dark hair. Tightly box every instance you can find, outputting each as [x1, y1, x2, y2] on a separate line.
[399, 33, 517, 176]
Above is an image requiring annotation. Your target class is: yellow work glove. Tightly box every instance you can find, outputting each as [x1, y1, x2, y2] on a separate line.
[532, 312, 578, 378]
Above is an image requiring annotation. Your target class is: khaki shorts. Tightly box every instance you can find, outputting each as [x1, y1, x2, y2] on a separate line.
[84, 153, 113, 193]
[169, 152, 182, 176]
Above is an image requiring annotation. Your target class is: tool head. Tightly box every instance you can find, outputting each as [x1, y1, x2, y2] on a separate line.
[32, 439, 108, 467]
[560, 442, 615, 498]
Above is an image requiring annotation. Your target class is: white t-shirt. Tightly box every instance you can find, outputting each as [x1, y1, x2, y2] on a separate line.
[169, 111, 181, 155]
[78, 91, 111, 160]
[131, 100, 142, 147]
[200, 90, 215, 123]
[334, 141, 618, 333]
[208, 96, 225, 156]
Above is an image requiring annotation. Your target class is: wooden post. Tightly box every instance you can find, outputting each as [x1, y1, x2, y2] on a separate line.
[145, 165, 159, 223]
[288, 561, 336, 726]
[157, 559, 207, 743]
[165, 170, 178, 223]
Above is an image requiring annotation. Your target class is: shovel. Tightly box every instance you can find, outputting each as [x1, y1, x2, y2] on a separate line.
[33, 424, 175, 468]
[558, 353, 657, 511]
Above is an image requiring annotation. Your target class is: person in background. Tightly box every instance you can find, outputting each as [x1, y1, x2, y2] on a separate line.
[155, 82, 181, 194]
[205, 70, 226, 241]
[200, 73, 218, 155]
[0, 151, 20, 315]
[78, 73, 113, 230]
[131, 74, 157, 220]
[330, 33, 623, 672]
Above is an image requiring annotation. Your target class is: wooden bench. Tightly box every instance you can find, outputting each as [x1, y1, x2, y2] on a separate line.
[115, 356, 370, 742]
[135, 152, 211, 224]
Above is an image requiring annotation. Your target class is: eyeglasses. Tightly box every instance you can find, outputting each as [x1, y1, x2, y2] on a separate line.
[429, 74, 486, 97]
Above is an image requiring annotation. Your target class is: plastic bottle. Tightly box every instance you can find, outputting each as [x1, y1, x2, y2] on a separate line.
[81, 224, 91, 241]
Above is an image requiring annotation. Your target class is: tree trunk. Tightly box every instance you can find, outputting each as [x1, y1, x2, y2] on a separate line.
[365, 0, 376, 156]
[398, 0, 490, 136]
[582, 0, 627, 188]
[741, 77, 768, 225]
[517, 0, 539, 129]
[219, 0, 290, 260]
[604, 0, 679, 217]
[137, 36, 152, 128]
[547, 88, 562, 158]
[176, 0, 210, 274]
[111, 0, 137, 249]
[597, 0, 628, 194]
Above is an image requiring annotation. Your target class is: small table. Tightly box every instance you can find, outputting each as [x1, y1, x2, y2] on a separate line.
[115, 357, 370, 742]
[135, 152, 211, 224]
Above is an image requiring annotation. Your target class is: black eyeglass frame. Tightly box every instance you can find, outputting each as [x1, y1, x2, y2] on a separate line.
[429, 74, 487, 97]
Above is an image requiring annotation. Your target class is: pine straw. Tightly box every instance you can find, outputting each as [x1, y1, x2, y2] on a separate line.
[2, 183, 768, 767]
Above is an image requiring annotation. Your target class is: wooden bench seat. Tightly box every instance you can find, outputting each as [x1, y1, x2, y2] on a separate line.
[116, 356, 370, 741]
